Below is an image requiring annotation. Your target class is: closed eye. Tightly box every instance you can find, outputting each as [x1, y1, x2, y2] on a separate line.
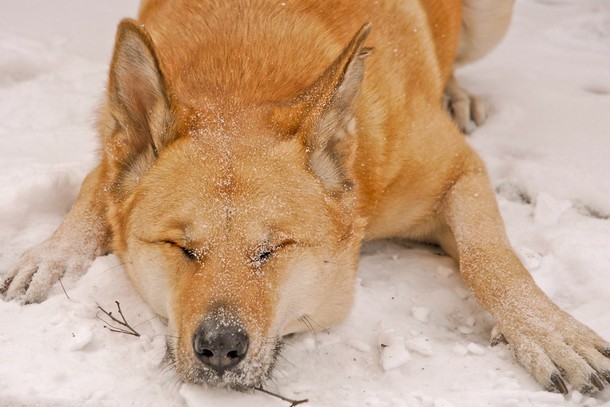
[161, 240, 201, 261]
[180, 246, 198, 260]
[251, 240, 297, 265]
[257, 249, 273, 262]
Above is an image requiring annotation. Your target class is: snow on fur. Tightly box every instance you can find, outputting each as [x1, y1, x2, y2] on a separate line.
[0, 0, 609, 406]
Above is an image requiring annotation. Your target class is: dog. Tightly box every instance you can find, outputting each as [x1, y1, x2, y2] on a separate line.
[2, 0, 609, 395]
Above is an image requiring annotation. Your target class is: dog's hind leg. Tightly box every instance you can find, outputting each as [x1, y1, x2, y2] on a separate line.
[443, 74, 488, 134]
[444, 0, 515, 133]
[435, 155, 610, 394]
[1, 165, 109, 304]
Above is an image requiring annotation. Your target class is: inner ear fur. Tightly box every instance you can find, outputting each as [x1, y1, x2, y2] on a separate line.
[272, 23, 373, 193]
[107, 18, 175, 170]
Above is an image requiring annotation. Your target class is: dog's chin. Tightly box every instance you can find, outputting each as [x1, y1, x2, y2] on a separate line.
[183, 366, 266, 391]
[167, 337, 282, 390]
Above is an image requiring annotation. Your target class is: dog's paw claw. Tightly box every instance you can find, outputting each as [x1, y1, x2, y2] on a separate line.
[598, 346, 610, 358]
[590, 372, 606, 392]
[578, 372, 607, 395]
[546, 372, 568, 394]
[0, 275, 14, 294]
[490, 325, 508, 347]
[601, 369, 610, 384]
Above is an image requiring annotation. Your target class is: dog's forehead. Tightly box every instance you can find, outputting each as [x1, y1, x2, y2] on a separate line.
[138, 130, 328, 241]
[176, 132, 298, 196]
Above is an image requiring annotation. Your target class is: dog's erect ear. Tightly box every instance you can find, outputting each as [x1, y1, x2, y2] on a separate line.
[273, 23, 372, 193]
[108, 19, 174, 167]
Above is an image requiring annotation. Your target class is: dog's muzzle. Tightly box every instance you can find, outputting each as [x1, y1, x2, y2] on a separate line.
[192, 318, 249, 374]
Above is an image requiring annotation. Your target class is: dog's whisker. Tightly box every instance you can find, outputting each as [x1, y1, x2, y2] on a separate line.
[274, 353, 297, 371]
[265, 372, 286, 387]
[298, 315, 318, 345]
[133, 314, 163, 328]
[100, 261, 133, 273]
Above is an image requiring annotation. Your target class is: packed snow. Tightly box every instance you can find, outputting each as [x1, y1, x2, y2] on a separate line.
[1, 0, 610, 406]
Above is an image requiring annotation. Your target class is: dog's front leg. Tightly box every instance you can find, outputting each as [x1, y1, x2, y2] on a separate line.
[437, 164, 610, 394]
[1, 165, 109, 304]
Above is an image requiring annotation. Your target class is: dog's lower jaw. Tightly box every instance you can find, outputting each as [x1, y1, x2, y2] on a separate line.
[167, 336, 282, 390]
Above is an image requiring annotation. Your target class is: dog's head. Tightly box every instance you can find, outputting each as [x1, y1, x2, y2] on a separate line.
[103, 19, 371, 388]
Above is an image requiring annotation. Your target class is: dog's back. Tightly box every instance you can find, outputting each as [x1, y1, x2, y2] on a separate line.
[136, 0, 459, 103]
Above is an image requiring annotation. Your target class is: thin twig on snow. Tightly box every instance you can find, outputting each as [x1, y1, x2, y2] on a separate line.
[254, 386, 308, 406]
[97, 301, 140, 337]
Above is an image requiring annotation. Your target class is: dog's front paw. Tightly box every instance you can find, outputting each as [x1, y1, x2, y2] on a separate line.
[443, 76, 488, 134]
[1, 238, 95, 304]
[494, 303, 610, 395]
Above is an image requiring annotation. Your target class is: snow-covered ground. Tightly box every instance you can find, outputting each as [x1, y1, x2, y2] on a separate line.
[1, 0, 609, 406]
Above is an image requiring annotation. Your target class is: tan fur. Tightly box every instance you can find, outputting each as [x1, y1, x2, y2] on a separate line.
[4, 0, 609, 395]
[456, 0, 515, 66]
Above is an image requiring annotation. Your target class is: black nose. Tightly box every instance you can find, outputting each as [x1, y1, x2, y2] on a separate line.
[192, 319, 249, 373]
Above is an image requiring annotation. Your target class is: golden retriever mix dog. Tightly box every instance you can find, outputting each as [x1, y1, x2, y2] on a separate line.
[2, 0, 609, 395]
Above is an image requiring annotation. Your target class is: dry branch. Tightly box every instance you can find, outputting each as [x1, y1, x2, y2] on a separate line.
[97, 301, 140, 337]
[254, 386, 308, 406]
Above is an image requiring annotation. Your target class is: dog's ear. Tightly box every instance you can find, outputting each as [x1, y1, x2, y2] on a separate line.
[273, 23, 372, 193]
[107, 19, 174, 169]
